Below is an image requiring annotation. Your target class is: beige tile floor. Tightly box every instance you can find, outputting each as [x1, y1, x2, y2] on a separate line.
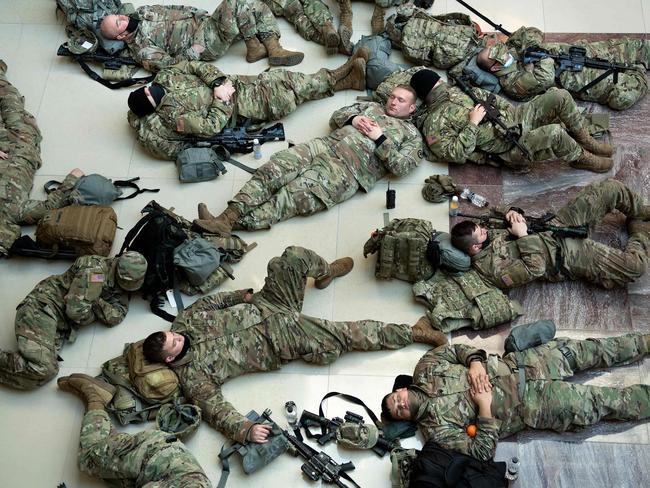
[1, 0, 649, 487]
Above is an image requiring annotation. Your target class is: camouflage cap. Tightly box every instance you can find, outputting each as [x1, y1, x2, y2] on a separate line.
[336, 422, 380, 449]
[488, 43, 511, 65]
[116, 251, 147, 291]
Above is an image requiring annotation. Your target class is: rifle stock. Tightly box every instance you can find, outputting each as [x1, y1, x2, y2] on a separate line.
[187, 122, 286, 154]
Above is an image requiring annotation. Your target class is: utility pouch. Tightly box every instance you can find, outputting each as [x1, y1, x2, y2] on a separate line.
[173, 237, 223, 286]
[176, 147, 227, 183]
[504, 319, 556, 353]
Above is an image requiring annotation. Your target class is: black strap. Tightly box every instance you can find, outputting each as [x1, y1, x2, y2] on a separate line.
[113, 177, 160, 200]
[43, 180, 62, 194]
[318, 391, 381, 429]
[74, 56, 154, 89]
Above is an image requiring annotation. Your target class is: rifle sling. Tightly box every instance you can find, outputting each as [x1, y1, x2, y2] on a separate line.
[73, 56, 154, 89]
[224, 156, 256, 174]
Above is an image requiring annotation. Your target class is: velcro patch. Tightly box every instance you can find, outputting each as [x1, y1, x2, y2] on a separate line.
[501, 274, 514, 287]
[426, 134, 438, 146]
[90, 273, 105, 283]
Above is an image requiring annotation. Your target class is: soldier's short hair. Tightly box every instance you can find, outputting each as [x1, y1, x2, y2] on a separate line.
[143, 331, 168, 363]
[394, 84, 417, 102]
[381, 393, 396, 421]
[451, 220, 479, 253]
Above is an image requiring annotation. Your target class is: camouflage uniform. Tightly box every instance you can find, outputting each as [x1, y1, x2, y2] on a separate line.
[128, 60, 336, 160]
[409, 334, 650, 461]
[0, 255, 131, 390]
[385, 5, 481, 69]
[78, 409, 210, 487]
[228, 102, 422, 230]
[494, 27, 650, 110]
[127, 2, 281, 71]
[417, 83, 590, 169]
[471, 179, 650, 290]
[261, 0, 333, 44]
[169, 246, 414, 443]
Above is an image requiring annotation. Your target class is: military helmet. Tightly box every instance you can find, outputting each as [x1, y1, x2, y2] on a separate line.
[64, 27, 99, 55]
[156, 403, 202, 441]
[116, 251, 147, 291]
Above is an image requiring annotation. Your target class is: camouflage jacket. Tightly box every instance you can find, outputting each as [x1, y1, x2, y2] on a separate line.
[386, 6, 480, 69]
[170, 290, 286, 444]
[415, 83, 517, 164]
[128, 5, 209, 72]
[128, 61, 234, 159]
[19, 255, 129, 343]
[328, 102, 423, 191]
[410, 344, 524, 461]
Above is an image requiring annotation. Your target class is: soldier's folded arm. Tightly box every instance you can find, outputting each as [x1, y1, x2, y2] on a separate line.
[187, 289, 253, 312]
[181, 368, 254, 444]
[64, 263, 105, 326]
[92, 290, 129, 327]
[506, 26, 545, 53]
[424, 417, 501, 461]
[174, 103, 232, 137]
[177, 60, 228, 87]
[134, 46, 180, 72]
[417, 344, 487, 372]
[514, 234, 550, 279]
[432, 118, 479, 163]
[374, 131, 422, 176]
[328, 102, 369, 129]
[504, 57, 555, 98]
[135, 121, 185, 160]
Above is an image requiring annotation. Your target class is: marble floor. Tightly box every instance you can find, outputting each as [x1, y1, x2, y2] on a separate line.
[1, 1, 649, 487]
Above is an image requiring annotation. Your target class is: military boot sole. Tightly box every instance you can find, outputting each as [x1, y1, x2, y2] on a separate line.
[324, 31, 340, 55]
[268, 52, 305, 67]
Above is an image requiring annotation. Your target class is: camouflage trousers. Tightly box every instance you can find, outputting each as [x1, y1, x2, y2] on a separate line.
[78, 410, 211, 487]
[235, 68, 335, 122]
[252, 246, 413, 364]
[549, 38, 650, 110]
[201, 0, 281, 60]
[500, 88, 586, 168]
[0, 297, 66, 390]
[231, 137, 358, 230]
[262, 0, 333, 44]
[0, 69, 41, 254]
[513, 334, 650, 432]
[554, 178, 650, 289]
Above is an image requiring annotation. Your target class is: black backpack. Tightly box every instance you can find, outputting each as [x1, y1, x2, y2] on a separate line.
[409, 441, 507, 488]
[120, 201, 188, 322]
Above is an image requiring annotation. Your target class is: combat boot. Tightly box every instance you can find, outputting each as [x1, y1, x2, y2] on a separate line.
[334, 59, 366, 91]
[194, 203, 242, 236]
[261, 36, 304, 66]
[570, 150, 613, 173]
[245, 37, 268, 63]
[371, 6, 387, 34]
[314, 257, 354, 289]
[322, 21, 340, 55]
[58, 374, 116, 411]
[573, 128, 614, 156]
[338, 0, 353, 54]
[328, 47, 369, 81]
[411, 316, 448, 347]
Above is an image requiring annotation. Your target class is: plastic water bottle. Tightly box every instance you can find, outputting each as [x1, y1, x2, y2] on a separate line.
[253, 138, 262, 159]
[505, 457, 519, 481]
[460, 188, 489, 208]
[449, 195, 460, 216]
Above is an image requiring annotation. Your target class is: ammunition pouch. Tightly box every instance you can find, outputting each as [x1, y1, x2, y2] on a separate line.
[504, 319, 557, 354]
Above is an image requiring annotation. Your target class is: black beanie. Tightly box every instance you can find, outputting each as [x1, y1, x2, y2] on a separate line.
[410, 69, 441, 100]
[128, 86, 155, 117]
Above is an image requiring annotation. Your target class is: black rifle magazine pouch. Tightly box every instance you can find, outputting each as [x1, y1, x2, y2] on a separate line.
[504, 319, 556, 354]
[176, 147, 227, 183]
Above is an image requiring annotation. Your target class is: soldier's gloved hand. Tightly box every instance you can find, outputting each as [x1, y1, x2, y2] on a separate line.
[249, 423, 273, 444]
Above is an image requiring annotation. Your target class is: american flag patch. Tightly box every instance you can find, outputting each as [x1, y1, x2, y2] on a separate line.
[426, 134, 438, 146]
[90, 273, 105, 283]
[501, 274, 514, 287]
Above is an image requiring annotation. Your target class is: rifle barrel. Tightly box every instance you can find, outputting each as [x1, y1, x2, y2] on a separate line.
[453, 0, 511, 36]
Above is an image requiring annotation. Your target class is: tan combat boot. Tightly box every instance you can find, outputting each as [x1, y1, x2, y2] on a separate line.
[328, 47, 369, 81]
[245, 37, 268, 63]
[411, 316, 448, 347]
[338, 0, 354, 54]
[333, 58, 366, 91]
[570, 150, 613, 173]
[573, 128, 614, 156]
[194, 203, 242, 236]
[315, 257, 354, 289]
[371, 5, 387, 34]
[262, 36, 304, 66]
[58, 374, 116, 411]
[322, 21, 340, 55]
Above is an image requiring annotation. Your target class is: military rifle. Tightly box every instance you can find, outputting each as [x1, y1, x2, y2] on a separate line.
[458, 211, 588, 239]
[187, 122, 286, 156]
[453, 0, 512, 36]
[9, 235, 78, 260]
[261, 410, 361, 488]
[522, 45, 640, 94]
[452, 75, 532, 161]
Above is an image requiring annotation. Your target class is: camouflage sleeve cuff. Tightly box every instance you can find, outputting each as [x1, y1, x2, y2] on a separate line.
[515, 233, 545, 252]
[228, 289, 254, 306]
[478, 415, 502, 432]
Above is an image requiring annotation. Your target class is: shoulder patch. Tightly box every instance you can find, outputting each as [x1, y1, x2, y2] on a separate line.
[90, 273, 105, 283]
[426, 134, 438, 146]
[501, 274, 514, 287]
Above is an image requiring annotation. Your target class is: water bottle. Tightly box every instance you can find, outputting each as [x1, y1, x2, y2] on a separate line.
[253, 138, 262, 159]
[449, 195, 460, 216]
[505, 456, 519, 481]
[460, 188, 488, 208]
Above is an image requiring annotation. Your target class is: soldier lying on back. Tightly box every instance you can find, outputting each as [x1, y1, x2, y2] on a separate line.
[99, 1, 304, 71]
[451, 178, 650, 291]
[141, 246, 447, 444]
[126, 55, 368, 160]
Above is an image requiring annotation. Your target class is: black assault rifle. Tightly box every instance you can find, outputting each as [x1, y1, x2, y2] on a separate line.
[452, 75, 532, 161]
[186, 122, 286, 155]
[458, 211, 588, 239]
[453, 0, 512, 36]
[261, 410, 361, 488]
[523, 45, 640, 94]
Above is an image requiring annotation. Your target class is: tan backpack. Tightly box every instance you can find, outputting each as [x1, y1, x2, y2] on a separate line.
[35, 205, 117, 256]
[126, 339, 180, 402]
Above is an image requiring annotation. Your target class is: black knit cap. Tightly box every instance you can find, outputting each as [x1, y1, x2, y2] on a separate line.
[128, 86, 155, 117]
[409, 69, 441, 100]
